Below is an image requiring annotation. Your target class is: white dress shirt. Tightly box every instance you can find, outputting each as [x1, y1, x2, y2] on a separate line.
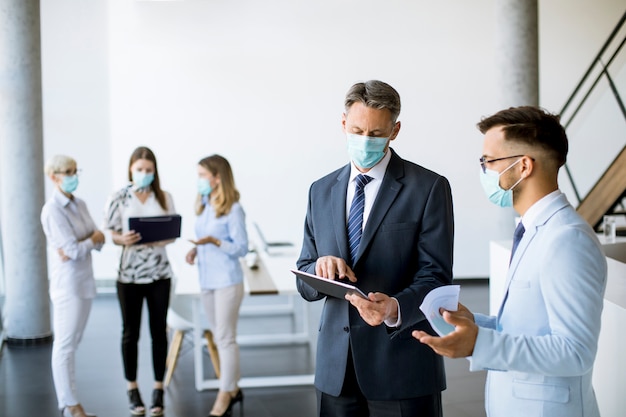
[41, 188, 103, 300]
[345, 151, 400, 326]
[346, 149, 392, 227]
[519, 189, 562, 231]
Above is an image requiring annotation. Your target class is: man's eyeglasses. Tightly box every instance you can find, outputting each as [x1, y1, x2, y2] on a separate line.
[479, 155, 526, 174]
[54, 168, 82, 176]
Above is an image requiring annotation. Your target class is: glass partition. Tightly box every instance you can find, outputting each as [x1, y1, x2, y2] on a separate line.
[562, 76, 626, 203]
[559, 17, 626, 210]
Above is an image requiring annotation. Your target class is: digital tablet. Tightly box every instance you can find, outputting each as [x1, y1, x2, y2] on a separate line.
[291, 269, 368, 300]
[128, 215, 181, 244]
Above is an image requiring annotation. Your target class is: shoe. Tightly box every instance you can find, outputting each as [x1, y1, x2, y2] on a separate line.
[128, 388, 145, 416]
[208, 410, 232, 417]
[209, 389, 244, 417]
[231, 389, 244, 417]
[150, 388, 165, 416]
[61, 405, 96, 417]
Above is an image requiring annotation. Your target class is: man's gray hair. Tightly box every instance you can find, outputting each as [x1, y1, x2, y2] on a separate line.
[344, 80, 401, 123]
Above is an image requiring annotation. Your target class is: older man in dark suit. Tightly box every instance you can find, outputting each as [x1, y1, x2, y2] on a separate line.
[296, 80, 454, 417]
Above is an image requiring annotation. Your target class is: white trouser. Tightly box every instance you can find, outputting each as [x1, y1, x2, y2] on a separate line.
[51, 294, 93, 409]
[201, 282, 244, 392]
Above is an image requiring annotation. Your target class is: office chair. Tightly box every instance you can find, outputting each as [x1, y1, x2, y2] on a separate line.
[164, 292, 220, 387]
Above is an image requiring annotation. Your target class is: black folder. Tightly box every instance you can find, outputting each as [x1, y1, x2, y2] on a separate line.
[128, 215, 181, 244]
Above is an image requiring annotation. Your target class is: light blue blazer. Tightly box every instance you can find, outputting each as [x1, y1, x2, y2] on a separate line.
[471, 194, 607, 417]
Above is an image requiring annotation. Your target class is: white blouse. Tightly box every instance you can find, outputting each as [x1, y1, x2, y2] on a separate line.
[104, 185, 176, 284]
[41, 188, 103, 300]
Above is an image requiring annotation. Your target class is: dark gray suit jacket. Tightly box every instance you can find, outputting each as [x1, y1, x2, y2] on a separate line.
[297, 149, 454, 400]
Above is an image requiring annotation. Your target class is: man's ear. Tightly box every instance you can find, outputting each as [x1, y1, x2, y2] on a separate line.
[389, 121, 401, 141]
[520, 155, 534, 178]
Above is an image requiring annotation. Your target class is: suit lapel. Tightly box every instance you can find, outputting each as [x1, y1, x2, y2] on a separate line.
[354, 151, 404, 264]
[496, 226, 538, 320]
[331, 165, 351, 262]
[496, 194, 571, 319]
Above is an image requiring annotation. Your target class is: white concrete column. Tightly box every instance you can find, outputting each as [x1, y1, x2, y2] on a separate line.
[0, 0, 51, 343]
[492, 0, 539, 239]
[496, 0, 539, 108]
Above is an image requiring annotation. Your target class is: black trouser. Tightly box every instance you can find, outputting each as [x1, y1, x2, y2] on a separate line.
[317, 348, 442, 417]
[117, 279, 171, 382]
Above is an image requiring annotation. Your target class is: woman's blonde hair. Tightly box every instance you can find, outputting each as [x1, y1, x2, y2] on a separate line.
[195, 155, 240, 217]
[44, 155, 76, 177]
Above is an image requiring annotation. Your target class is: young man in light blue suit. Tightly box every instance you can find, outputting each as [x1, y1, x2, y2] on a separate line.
[414, 106, 607, 417]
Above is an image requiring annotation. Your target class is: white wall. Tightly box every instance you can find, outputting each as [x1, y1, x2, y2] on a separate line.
[40, 0, 626, 279]
[41, 0, 111, 217]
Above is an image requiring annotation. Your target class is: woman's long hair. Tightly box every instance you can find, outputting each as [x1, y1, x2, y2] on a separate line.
[196, 155, 240, 217]
[128, 146, 168, 211]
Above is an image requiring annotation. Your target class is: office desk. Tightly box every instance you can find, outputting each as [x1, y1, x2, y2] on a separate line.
[171, 244, 315, 391]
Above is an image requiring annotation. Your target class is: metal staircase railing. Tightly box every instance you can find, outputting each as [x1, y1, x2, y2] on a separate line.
[558, 9, 626, 229]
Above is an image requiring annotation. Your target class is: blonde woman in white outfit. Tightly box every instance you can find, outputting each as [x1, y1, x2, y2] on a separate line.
[185, 155, 248, 417]
[41, 155, 105, 417]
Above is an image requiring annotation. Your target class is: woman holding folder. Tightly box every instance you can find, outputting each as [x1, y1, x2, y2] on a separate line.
[41, 155, 105, 417]
[104, 146, 176, 416]
[185, 155, 249, 417]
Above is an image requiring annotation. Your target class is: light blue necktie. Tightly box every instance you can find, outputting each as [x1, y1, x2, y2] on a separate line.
[347, 174, 373, 264]
[510, 221, 525, 264]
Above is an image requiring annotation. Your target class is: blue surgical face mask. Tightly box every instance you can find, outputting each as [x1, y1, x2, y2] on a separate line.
[346, 133, 389, 169]
[132, 171, 154, 190]
[479, 158, 524, 207]
[60, 175, 79, 194]
[197, 178, 212, 196]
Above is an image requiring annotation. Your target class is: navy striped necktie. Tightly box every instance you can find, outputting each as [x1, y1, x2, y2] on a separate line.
[347, 174, 373, 264]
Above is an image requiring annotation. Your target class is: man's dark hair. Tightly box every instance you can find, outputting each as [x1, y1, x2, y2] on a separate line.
[344, 80, 401, 123]
[477, 106, 568, 167]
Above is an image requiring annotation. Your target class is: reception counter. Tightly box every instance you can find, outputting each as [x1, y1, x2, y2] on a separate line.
[489, 237, 626, 417]
[592, 239, 626, 417]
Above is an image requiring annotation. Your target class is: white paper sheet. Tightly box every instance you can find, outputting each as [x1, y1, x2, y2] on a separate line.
[419, 285, 460, 336]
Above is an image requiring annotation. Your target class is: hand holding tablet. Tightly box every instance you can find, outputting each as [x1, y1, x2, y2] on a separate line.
[291, 269, 368, 300]
[128, 215, 181, 244]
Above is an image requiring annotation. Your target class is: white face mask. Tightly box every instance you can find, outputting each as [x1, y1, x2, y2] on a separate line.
[479, 158, 524, 207]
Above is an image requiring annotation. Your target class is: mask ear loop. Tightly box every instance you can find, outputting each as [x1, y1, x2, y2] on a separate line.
[499, 158, 525, 191]
[507, 175, 524, 192]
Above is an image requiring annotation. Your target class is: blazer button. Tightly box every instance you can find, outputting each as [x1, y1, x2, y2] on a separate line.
[343, 326, 349, 332]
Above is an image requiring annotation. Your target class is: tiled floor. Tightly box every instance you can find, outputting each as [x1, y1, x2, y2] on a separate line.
[0, 280, 487, 417]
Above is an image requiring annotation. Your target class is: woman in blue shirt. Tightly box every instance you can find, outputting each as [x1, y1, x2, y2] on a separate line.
[185, 155, 248, 417]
